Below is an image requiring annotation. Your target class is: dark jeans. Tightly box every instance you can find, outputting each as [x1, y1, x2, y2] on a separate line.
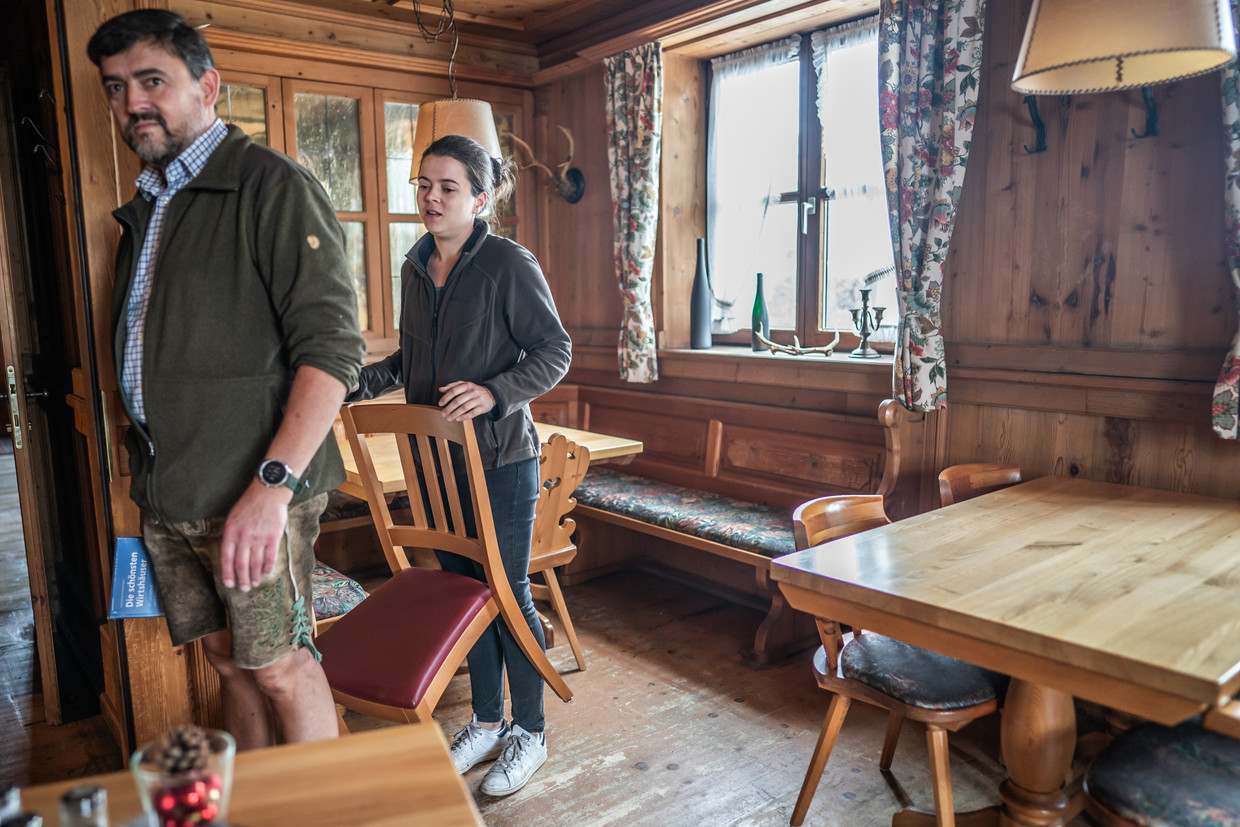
[435, 456, 546, 733]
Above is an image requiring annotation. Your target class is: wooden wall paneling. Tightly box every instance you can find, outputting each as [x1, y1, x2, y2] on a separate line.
[943, 402, 1240, 500]
[658, 53, 707, 350]
[54, 0, 147, 755]
[537, 65, 622, 343]
[939, 0, 1238, 501]
[174, 0, 538, 75]
[205, 31, 532, 90]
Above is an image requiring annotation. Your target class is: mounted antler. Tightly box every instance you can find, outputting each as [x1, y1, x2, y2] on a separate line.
[507, 125, 586, 204]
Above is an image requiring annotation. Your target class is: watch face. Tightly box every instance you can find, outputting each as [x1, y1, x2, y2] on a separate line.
[259, 461, 287, 486]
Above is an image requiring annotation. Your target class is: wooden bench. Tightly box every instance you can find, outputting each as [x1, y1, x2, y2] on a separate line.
[529, 386, 919, 667]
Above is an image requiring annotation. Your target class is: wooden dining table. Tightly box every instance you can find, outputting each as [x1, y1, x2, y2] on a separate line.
[20, 725, 481, 826]
[333, 417, 644, 499]
[771, 475, 1240, 827]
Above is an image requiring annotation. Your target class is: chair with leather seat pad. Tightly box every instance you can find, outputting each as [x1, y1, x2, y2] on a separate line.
[317, 402, 573, 728]
[1084, 719, 1240, 826]
[788, 494, 1008, 827]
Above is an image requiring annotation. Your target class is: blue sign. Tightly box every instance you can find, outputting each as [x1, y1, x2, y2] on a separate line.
[109, 537, 164, 619]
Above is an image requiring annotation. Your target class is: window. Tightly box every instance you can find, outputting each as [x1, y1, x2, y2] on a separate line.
[706, 18, 895, 348]
[216, 73, 526, 352]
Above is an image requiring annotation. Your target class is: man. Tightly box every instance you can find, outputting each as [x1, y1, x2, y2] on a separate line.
[88, 10, 364, 748]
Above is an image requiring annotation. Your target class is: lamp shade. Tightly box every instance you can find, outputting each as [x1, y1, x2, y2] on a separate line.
[1011, 0, 1237, 94]
[409, 98, 503, 182]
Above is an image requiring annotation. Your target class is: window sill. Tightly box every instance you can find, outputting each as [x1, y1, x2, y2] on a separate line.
[659, 344, 893, 368]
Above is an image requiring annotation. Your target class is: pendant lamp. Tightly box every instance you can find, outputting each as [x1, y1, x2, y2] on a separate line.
[1012, 0, 1237, 94]
[409, 98, 502, 183]
[406, 0, 503, 183]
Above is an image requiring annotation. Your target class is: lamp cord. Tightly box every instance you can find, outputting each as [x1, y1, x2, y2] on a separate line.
[410, 0, 460, 98]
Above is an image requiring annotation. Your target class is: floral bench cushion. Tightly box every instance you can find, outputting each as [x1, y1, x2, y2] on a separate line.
[311, 561, 367, 623]
[1085, 720, 1240, 826]
[840, 634, 1009, 710]
[574, 467, 796, 559]
[320, 490, 412, 523]
[320, 490, 371, 522]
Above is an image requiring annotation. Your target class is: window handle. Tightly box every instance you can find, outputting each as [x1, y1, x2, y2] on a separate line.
[800, 197, 818, 235]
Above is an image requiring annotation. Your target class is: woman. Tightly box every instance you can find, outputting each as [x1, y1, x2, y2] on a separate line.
[349, 134, 571, 796]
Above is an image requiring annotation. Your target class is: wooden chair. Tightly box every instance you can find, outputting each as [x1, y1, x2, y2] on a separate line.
[937, 463, 1023, 507]
[789, 494, 1007, 827]
[529, 432, 591, 672]
[1083, 717, 1240, 825]
[316, 402, 573, 728]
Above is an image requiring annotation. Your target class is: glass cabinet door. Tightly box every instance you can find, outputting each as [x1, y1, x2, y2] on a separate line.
[283, 80, 381, 340]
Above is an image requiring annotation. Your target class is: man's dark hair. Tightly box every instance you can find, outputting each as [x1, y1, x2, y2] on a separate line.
[87, 10, 215, 79]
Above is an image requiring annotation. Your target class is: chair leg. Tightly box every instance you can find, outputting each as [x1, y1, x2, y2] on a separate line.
[791, 694, 851, 827]
[542, 567, 586, 671]
[925, 726, 955, 827]
[335, 704, 350, 736]
[879, 711, 905, 770]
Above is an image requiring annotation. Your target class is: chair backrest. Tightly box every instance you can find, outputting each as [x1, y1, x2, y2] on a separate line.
[792, 494, 891, 551]
[791, 494, 892, 668]
[341, 402, 495, 576]
[937, 463, 1023, 507]
[339, 401, 572, 703]
[531, 433, 591, 560]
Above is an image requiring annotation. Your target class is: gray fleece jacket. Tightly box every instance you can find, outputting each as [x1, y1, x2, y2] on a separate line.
[351, 220, 571, 468]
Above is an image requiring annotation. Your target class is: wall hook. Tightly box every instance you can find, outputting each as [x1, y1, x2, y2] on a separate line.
[34, 144, 62, 176]
[1131, 86, 1159, 139]
[38, 89, 57, 107]
[1022, 95, 1047, 154]
[20, 116, 53, 147]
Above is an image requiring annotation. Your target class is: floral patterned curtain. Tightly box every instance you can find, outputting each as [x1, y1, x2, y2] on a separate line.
[1215, 1, 1240, 439]
[605, 43, 663, 383]
[879, 0, 985, 409]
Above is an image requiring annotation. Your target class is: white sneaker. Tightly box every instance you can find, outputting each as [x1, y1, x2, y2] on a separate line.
[480, 724, 547, 796]
[449, 715, 509, 773]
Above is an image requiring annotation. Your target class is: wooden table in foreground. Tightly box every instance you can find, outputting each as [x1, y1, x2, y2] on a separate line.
[21, 725, 481, 826]
[771, 476, 1240, 827]
[335, 419, 643, 499]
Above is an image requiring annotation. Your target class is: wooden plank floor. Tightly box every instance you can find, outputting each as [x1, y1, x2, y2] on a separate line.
[1, 448, 1095, 824]
[0, 451, 119, 789]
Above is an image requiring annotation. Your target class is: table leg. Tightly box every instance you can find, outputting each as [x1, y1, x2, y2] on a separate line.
[999, 679, 1076, 827]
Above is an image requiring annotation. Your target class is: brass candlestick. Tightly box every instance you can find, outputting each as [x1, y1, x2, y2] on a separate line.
[849, 288, 885, 359]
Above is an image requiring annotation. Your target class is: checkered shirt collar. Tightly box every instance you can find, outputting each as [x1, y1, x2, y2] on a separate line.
[135, 118, 228, 200]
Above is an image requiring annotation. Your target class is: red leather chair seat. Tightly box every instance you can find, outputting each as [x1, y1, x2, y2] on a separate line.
[317, 567, 492, 709]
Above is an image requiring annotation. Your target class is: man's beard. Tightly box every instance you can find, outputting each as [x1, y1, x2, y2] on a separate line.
[126, 112, 190, 168]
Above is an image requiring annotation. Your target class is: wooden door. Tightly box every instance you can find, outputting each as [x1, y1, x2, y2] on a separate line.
[0, 82, 60, 724]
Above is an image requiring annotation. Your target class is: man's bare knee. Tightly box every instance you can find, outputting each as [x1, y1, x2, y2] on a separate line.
[202, 631, 245, 679]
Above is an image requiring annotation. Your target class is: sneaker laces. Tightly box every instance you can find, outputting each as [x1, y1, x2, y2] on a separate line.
[497, 729, 539, 767]
[451, 721, 493, 752]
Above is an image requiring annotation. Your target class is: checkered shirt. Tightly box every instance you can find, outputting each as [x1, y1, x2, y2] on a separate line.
[121, 119, 228, 424]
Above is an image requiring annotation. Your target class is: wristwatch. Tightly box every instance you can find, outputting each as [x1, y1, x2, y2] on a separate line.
[257, 459, 310, 495]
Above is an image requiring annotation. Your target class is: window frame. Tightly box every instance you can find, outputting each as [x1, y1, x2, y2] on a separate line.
[705, 31, 887, 352]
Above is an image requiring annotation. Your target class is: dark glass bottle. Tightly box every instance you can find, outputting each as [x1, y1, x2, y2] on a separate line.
[690, 238, 712, 349]
[751, 272, 769, 351]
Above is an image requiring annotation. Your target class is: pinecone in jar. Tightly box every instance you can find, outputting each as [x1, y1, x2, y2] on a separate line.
[152, 725, 211, 775]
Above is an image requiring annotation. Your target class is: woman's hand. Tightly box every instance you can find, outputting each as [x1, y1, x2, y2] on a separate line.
[438, 381, 496, 421]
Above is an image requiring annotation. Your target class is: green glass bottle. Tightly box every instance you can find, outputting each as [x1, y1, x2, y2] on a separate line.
[751, 272, 769, 352]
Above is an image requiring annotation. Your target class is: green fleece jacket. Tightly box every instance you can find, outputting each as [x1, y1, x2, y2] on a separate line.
[111, 126, 364, 522]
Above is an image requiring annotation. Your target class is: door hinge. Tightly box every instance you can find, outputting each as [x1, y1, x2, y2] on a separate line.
[100, 390, 114, 484]
[5, 366, 21, 450]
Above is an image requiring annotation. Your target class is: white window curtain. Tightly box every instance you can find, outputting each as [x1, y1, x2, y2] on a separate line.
[707, 36, 801, 333]
[811, 16, 896, 334]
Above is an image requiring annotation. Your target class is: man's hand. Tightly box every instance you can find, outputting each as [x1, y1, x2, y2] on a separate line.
[220, 481, 292, 591]
[438, 381, 496, 421]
